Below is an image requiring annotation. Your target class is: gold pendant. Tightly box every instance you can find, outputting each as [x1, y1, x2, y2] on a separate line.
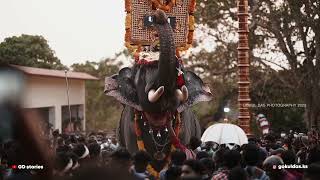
[154, 151, 166, 161]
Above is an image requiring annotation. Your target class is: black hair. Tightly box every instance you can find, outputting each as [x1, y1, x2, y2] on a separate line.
[243, 143, 259, 166]
[73, 144, 87, 158]
[304, 162, 320, 180]
[132, 150, 152, 163]
[188, 136, 202, 150]
[88, 142, 101, 158]
[223, 150, 241, 169]
[183, 159, 204, 175]
[228, 167, 248, 180]
[165, 166, 182, 180]
[110, 148, 131, 160]
[281, 150, 296, 165]
[54, 152, 71, 171]
[199, 158, 215, 174]
[196, 151, 209, 160]
[308, 146, 320, 164]
[171, 150, 186, 166]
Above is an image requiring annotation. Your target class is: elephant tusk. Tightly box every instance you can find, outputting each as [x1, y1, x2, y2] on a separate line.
[148, 86, 164, 102]
[176, 85, 188, 102]
[181, 85, 188, 102]
[175, 89, 183, 101]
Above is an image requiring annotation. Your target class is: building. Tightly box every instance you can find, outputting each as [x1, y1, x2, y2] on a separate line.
[14, 65, 98, 132]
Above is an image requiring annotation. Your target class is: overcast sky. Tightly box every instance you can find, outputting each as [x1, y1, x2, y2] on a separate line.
[0, 0, 125, 66]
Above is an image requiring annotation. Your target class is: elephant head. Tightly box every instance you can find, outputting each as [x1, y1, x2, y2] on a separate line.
[105, 10, 212, 127]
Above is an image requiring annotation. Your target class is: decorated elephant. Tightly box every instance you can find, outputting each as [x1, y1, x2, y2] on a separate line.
[104, 10, 212, 173]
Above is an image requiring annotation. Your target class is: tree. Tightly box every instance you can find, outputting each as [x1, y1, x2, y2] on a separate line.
[250, 0, 320, 129]
[71, 60, 122, 131]
[186, 0, 318, 131]
[0, 34, 65, 69]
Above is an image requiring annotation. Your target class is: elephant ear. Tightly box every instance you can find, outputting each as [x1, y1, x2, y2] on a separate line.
[177, 71, 213, 112]
[104, 67, 142, 111]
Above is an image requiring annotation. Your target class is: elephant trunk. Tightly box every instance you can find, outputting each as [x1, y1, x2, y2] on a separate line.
[154, 10, 177, 95]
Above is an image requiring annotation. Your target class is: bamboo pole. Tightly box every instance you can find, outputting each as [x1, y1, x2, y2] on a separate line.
[237, 0, 251, 134]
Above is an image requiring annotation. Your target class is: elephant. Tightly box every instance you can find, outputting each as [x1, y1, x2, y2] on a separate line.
[104, 10, 212, 171]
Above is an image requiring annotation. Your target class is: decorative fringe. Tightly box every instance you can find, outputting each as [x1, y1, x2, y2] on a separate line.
[125, 14, 131, 30]
[187, 31, 194, 44]
[150, 0, 175, 12]
[134, 111, 181, 178]
[125, 0, 131, 12]
[189, 15, 195, 31]
[189, 0, 196, 14]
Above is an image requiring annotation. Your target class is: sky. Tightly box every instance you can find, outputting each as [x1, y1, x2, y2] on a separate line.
[0, 0, 126, 66]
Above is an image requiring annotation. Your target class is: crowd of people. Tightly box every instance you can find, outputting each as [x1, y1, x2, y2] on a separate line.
[1, 123, 320, 180]
[1, 95, 320, 180]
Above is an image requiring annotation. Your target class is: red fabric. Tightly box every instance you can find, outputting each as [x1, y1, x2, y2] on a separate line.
[171, 135, 186, 151]
[176, 75, 185, 87]
[211, 169, 229, 180]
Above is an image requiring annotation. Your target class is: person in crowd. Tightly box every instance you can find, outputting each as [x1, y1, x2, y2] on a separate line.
[180, 159, 204, 180]
[303, 162, 320, 180]
[264, 134, 282, 153]
[53, 152, 73, 177]
[211, 149, 241, 180]
[307, 146, 320, 164]
[129, 150, 153, 180]
[199, 158, 215, 180]
[263, 155, 296, 180]
[228, 167, 249, 180]
[160, 150, 186, 180]
[108, 148, 132, 171]
[281, 150, 303, 180]
[196, 151, 209, 160]
[188, 136, 202, 154]
[72, 144, 90, 165]
[243, 143, 269, 180]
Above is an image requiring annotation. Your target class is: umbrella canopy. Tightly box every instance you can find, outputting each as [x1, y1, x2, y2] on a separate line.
[201, 123, 248, 146]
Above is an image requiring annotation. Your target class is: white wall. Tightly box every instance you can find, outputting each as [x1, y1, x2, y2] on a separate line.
[22, 75, 85, 131]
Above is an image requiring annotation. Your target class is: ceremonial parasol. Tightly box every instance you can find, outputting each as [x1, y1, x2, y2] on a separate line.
[201, 123, 248, 146]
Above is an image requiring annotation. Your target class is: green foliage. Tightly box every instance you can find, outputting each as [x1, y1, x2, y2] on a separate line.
[0, 34, 65, 69]
[71, 60, 122, 131]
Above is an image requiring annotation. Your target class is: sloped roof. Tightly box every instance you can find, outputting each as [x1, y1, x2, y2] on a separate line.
[12, 65, 98, 80]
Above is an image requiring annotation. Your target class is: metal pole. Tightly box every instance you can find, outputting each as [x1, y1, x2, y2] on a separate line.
[65, 70, 73, 132]
[237, 0, 251, 134]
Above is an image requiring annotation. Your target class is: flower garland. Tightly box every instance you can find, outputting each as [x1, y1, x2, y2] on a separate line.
[134, 111, 181, 178]
[149, 0, 175, 12]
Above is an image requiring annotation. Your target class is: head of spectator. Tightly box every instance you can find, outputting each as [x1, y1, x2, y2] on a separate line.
[180, 159, 204, 180]
[243, 143, 260, 166]
[88, 142, 101, 159]
[304, 162, 320, 180]
[228, 167, 249, 180]
[109, 148, 131, 169]
[132, 150, 151, 173]
[263, 155, 294, 180]
[73, 144, 89, 163]
[307, 146, 320, 164]
[171, 150, 186, 166]
[53, 152, 73, 176]
[199, 158, 215, 179]
[188, 136, 202, 151]
[196, 151, 209, 160]
[165, 166, 182, 180]
[223, 149, 241, 169]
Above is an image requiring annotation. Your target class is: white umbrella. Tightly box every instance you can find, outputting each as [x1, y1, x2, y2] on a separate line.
[201, 123, 248, 146]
